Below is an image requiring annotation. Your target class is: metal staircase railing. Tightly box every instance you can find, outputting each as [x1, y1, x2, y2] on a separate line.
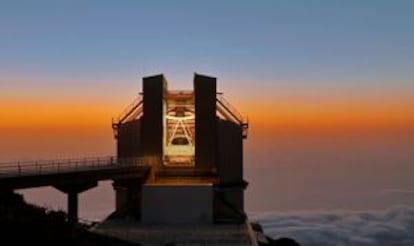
[216, 93, 249, 138]
[112, 94, 144, 138]
[113, 94, 143, 125]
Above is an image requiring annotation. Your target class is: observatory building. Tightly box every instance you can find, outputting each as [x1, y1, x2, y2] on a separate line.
[111, 73, 249, 225]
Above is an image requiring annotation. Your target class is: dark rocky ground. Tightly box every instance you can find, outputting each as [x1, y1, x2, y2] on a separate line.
[0, 191, 138, 246]
[251, 223, 301, 246]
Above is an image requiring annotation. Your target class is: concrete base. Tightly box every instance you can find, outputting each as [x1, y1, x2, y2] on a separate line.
[141, 182, 213, 225]
[93, 219, 256, 246]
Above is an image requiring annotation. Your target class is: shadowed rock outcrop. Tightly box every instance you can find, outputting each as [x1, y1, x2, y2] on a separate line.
[251, 222, 301, 246]
[0, 191, 138, 246]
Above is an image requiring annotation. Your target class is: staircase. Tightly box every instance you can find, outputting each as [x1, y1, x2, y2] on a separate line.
[216, 93, 249, 138]
[112, 94, 143, 138]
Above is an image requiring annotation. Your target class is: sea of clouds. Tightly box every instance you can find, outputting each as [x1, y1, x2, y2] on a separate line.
[250, 206, 414, 246]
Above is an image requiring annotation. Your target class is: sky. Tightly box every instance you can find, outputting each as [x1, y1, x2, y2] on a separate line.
[1, 1, 414, 213]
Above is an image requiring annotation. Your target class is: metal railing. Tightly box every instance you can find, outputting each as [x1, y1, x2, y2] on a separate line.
[113, 94, 143, 125]
[112, 94, 144, 139]
[0, 156, 150, 177]
[216, 93, 249, 138]
[216, 93, 246, 125]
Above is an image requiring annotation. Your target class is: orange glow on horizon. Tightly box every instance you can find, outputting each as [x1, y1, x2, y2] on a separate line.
[1, 86, 413, 162]
[239, 96, 414, 133]
[1, 81, 413, 138]
[1, 99, 413, 137]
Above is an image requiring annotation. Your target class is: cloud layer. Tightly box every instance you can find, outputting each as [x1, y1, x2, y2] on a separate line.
[250, 206, 414, 246]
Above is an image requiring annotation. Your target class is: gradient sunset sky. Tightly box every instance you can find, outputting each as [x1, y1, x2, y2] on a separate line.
[1, 0, 413, 162]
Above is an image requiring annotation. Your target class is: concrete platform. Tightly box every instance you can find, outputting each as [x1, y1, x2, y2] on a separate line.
[92, 219, 257, 246]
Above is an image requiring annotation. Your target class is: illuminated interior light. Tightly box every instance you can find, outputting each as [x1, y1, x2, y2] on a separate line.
[163, 91, 195, 166]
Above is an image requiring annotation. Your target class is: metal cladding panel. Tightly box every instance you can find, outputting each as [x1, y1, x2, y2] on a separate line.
[215, 120, 245, 222]
[217, 119, 243, 184]
[117, 119, 142, 158]
[194, 74, 217, 170]
[142, 75, 166, 159]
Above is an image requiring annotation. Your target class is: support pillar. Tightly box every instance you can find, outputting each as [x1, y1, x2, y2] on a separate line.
[54, 181, 97, 224]
[68, 191, 79, 224]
